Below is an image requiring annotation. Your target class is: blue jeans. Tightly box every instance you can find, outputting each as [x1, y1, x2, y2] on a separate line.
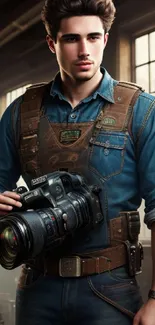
[16, 266, 143, 325]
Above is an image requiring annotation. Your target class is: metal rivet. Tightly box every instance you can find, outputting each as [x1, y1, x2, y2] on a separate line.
[104, 149, 109, 156]
[105, 140, 110, 148]
[118, 97, 122, 101]
[70, 113, 76, 119]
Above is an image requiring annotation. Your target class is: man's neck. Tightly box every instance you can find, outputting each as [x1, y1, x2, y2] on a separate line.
[61, 71, 103, 109]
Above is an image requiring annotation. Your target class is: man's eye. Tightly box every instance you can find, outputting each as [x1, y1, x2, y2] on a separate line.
[89, 36, 100, 41]
[65, 37, 77, 42]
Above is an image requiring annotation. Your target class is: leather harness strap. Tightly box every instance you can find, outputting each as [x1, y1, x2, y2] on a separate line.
[17, 81, 144, 178]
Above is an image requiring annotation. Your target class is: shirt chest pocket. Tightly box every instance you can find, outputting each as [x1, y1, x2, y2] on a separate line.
[89, 132, 127, 180]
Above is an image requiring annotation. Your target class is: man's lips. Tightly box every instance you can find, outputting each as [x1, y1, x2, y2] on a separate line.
[75, 61, 92, 66]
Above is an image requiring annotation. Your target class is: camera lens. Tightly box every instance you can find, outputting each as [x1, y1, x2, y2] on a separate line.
[0, 227, 17, 256]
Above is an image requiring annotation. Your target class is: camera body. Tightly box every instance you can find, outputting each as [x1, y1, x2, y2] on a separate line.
[0, 172, 103, 270]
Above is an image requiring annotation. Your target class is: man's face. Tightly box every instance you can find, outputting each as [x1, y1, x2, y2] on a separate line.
[47, 15, 108, 82]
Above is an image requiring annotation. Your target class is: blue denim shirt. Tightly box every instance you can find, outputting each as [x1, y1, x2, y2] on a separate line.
[0, 68, 155, 251]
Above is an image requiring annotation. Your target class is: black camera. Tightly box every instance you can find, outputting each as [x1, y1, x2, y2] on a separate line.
[0, 172, 103, 270]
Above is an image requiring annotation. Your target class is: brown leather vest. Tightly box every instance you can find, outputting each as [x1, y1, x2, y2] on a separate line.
[18, 81, 143, 182]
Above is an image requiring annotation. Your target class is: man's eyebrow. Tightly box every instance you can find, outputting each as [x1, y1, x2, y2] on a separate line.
[60, 34, 79, 40]
[88, 32, 103, 37]
[60, 32, 103, 39]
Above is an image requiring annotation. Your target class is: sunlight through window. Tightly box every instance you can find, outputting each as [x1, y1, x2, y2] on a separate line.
[135, 31, 155, 95]
[6, 84, 31, 106]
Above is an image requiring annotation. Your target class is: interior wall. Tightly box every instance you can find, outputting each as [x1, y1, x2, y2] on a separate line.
[103, 21, 119, 78]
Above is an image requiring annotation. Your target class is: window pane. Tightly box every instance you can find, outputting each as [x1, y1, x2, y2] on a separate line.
[6, 93, 11, 107]
[136, 65, 149, 92]
[150, 31, 155, 61]
[135, 35, 149, 66]
[6, 84, 32, 106]
[11, 90, 17, 102]
[150, 62, 155, 92]
[16, 87, 23, 97]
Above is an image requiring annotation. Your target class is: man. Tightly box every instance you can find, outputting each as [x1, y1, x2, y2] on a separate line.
[0, 0, 155, 324]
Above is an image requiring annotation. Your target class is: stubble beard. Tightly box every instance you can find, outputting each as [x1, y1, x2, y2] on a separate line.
[73, 69, 97, 83]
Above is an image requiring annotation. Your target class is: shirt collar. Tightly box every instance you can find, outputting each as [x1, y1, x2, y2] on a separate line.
[50, 67, 117, 104]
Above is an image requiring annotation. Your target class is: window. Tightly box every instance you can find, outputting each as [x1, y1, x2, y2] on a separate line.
[6, 84, 31, 106]
[135, 31, 155, 94]
[134, 31, 155, 243]
[0, 84, 31, 189]
[0, 84, 32, 117]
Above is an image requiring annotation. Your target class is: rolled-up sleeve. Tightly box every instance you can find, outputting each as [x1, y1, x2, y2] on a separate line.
[0, 96, 22, 192]
[132, 93, 155, 228]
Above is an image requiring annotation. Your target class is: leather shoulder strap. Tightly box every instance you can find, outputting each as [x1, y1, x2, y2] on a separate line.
[96, 81, 144, 133]
[20, 82, 48, 137]
[18, 80, 143, 138]
[18, 82, 50, 177]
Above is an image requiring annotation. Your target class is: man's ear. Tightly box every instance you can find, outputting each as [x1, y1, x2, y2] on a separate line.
[46, 35, 56, 53]
[104, 32, 109, 48]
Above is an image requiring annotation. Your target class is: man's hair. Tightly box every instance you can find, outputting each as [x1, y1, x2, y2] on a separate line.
[41, 0, 116, 42]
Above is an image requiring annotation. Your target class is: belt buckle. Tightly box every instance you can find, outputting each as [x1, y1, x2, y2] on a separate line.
[59, 256, 81, 277]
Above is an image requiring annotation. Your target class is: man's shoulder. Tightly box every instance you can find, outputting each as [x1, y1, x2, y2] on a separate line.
[26, 82, 49, 90]
[131, 88, 155, 137]
[26, 81, 53, 92]
[112, 81, 155, 135]
[23, 81, 53, 103]
[138, 90, 155, 103]
[1, 95, 23, 123]
[134, 89, 155, 114]
[116, 80, 155, 109]
[117, 80, 144, 91]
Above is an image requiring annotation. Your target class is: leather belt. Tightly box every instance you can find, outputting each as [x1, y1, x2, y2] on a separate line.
[43, 244, 127, 277]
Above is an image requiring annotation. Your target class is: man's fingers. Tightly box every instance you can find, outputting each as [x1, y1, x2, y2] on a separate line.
[3, 191, 21, 200]
[0, 194, 22, 208]
[0, 204, 13, 211]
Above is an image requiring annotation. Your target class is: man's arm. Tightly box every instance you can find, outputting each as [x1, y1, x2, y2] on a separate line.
[132, 94, 155, 325]
[0, 97, 24, 213]
[131, 94, 155, 228]
[0, 96, 22, 192]
[132, 92, 155, 284]
[151, 224, 155, 290]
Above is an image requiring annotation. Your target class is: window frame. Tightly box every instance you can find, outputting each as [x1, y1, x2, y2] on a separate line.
[6, 84, 32, 107]
[132, 28, 155, 94]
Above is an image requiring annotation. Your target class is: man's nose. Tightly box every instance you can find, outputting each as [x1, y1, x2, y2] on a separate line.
[78, 40, 90, 58]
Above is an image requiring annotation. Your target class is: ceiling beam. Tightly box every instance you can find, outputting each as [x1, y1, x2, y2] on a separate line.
[0, 1, 44, 48]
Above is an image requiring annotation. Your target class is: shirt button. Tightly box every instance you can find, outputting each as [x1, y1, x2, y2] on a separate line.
[70, 113, 76, 119]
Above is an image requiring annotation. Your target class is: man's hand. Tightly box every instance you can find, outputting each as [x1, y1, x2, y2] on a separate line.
[133, 299, 155, 325]
[0, 191, 22, 215]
